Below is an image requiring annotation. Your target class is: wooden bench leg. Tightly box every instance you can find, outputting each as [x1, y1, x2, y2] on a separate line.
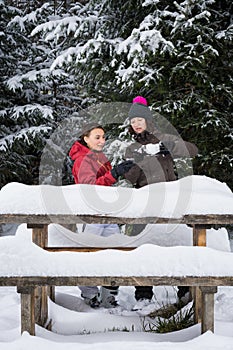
[45, 286, 55, 331]
[193, 226, 206, 247]
[200, 286, 217, 333]
[48, 285, 55, 302]
[193, 286, 202, 324]
[193, 225, 207, 323]
[41, 286, 49, 325]
[34, 286, 48, 326]
[29, 224, 48, 249]
[17, 286, 36, 335]
[28, 224, 49, 327]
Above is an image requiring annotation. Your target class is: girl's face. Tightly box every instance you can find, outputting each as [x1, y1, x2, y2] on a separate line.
[130, 117, 147, 134]
[84, 128, 105, 151]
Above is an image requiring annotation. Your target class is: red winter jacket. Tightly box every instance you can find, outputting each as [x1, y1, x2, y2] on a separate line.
[69, 141, 116, 186]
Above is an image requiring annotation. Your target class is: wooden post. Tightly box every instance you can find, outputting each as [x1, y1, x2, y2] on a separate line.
[48, 285, 55, 302]
[27, 224, 49, 327]
[33, 285, 49, 326]
[193, 226, 206, 247]
[30, 224, 48, 248]
[17, 286, 35, 335]
[192, 286, 201, 324]
[200, 286, 217, 333]
[193, 225, 207, 324]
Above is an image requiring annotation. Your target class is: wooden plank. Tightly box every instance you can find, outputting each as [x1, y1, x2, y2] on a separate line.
[184, 214, 233, 225]
[0, 214, 182, 224]
[200, 286, 217, 333]
[0, 213, 233, 225]
[17, 286, 35, 335]
[2, 276, 233, 287]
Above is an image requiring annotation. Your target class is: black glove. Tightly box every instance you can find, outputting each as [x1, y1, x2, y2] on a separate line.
[158, 142, 171, 155]
[111, 160, 134, 179]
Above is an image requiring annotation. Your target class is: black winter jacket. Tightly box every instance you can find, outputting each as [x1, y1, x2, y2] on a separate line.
[124, 131, 198, 188]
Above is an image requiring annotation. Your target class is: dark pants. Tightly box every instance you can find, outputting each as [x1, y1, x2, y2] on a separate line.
[135, 286, 190, 301]
[135, 286, 154, 301]
[177, 286, 190, 299]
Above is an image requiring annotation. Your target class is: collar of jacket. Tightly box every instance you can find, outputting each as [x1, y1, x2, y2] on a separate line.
[134, 130, 153, 144]
[69, 141, 103, 160]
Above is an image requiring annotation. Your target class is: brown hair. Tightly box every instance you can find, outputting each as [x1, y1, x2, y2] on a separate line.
[79, 123, 105, 146]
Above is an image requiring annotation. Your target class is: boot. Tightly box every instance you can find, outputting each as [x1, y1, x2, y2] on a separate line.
[99, 286, 118, 308]
[177, 286, 192, 306]
[135, 286, 153, 301]
[81, 294, 100, 308]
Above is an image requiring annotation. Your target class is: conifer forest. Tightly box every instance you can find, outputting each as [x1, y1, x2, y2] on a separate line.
[0, 0, 232, 189]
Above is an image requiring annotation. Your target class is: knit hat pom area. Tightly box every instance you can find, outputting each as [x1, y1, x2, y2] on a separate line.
[132, 96, 148, 106]
[128, 96, 152, 121]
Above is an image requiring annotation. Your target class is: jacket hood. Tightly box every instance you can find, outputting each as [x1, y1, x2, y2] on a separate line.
[69, 141, 89, 161]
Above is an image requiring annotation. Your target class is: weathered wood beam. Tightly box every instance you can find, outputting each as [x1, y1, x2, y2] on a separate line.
[0, 213, 232, 225]
[0, 214, 181, 224]
[2, 276, 233, 287]
[184, 214, 233, 225]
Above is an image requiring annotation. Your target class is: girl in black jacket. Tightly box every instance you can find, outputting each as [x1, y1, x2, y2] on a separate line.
[124, 96, 198, 305]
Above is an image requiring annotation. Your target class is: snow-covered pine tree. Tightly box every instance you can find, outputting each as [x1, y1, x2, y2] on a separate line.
[41, 0, 232, 188]
[0, 1, 86, 187]
[150, 0, 233, 188]
[1, 0, 232, 189]
[0, 1, 48, 187]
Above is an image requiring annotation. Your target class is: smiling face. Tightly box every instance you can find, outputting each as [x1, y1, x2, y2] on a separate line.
[84, 128, 106, 151]
[130, 117, 147, 134]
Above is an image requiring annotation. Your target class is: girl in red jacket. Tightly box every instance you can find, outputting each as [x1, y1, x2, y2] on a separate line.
[69, 122, 133, 236]
[70, 123, 116, 187]
[69, 122, 133, 307]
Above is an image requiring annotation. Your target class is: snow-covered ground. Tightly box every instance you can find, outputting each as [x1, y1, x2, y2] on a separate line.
[0, 223, 233, 349]
[0, 176, 233, 349]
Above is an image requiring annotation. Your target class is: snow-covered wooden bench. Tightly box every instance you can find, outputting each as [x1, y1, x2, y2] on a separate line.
[0, 176, 233, 336]
[1, 273, 233, 335]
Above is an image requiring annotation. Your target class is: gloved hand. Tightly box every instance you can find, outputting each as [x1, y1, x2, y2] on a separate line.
[158, 142, 171, 155]
[142, 142, 174, 156]
[111, 160, 134, 179]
